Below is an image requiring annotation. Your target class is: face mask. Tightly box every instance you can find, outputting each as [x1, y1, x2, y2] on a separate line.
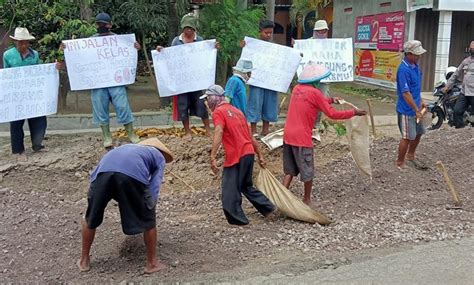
[97, 26, 110, 34]
[313, 32, 328, 39]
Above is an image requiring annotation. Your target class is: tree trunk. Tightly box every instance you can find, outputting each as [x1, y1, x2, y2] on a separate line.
[141, 34, 161, 108]
[79, 0, 93, 21]
[266, 0, 275, 21]
[57, 71, 70, 113]
[168, 0, 179, 45]
[237, 0, 247, 10]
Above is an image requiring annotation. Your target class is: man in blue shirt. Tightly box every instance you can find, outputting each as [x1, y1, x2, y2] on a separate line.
[225, 58, 254, 115]
[396, 40, 428, 170]
[2, 27, 45, 161]
[78, 138, 173, 274]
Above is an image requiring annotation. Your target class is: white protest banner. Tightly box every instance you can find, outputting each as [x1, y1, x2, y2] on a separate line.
[241, 37, 302, 93]
[151, 40, 217, 97]
[63, 34, 138, 91]
[294, 38, 354, 82]
[0, 63, 59, 123]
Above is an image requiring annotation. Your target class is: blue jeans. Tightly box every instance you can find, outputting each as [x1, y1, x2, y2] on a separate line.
[10, 116, 47, 154]
[247, 86, 278, 123]
[91, 86, 134, 125]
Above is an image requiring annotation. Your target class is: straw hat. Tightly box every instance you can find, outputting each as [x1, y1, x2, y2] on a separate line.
[313, 20, 329, 31]
[298, 61, 331, 83]
[138, 138, 174, 163]
[9, 27, 35, 41]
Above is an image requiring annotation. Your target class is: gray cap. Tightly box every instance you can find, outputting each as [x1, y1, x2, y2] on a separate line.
[403, 40, 427, 55]
[199, 84, 225, 100]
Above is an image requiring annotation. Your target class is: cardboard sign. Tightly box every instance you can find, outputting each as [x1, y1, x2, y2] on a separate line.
[0, 63, 59, 123]
[152, 40, 217, 97]
[294, 38, 354, 82]
[63, 34, 138, 91]
[240, 37, 302, 93]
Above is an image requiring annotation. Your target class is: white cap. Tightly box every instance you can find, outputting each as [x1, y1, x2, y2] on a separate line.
[313, 20, 329, 31]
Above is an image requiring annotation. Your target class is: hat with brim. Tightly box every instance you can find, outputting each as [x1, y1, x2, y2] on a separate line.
[9, 27, 35, 41]
[313, 20, 329, 31]
[233, 58, 255, 73]
[138, 138, 174, 163]
[181, 14, 198, 30]
[298, 62, 331, 83]
[403, 40, 427, 56]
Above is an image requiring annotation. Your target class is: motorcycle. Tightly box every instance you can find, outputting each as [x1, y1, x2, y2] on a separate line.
[427, 67, 473, 129]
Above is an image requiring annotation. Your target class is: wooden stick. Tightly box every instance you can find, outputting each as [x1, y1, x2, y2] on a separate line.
[436, 161, 462, 207]
[366, 99, 376, 137]
[166, 170, 196, 192]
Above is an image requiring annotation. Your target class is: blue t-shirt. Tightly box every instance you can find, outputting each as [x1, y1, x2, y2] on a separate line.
[225, 75, 247, 115]
[90, 144, 166, 199]
[396, 59, 422, 116]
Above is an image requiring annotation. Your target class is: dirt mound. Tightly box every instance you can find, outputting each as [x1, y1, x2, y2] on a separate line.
[0, 127, 472, 283]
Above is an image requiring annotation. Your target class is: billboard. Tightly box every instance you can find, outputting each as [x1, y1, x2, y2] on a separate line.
[354, 49, 403, 89]
[355, 11, 405, 51]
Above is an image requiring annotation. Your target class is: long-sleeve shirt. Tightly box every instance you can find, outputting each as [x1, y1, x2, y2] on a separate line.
[90, 144, 166, 199]
[446, 56, 474, 96]
[284, 84, 355, 147]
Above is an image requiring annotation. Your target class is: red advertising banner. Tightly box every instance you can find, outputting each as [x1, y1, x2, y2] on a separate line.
[355, 11, 405, 51]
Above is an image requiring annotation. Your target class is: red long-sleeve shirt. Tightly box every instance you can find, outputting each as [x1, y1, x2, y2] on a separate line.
[284, 84, 355, 147]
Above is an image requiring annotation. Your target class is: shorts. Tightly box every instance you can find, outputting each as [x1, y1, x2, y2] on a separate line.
[247, 86, 278, 123]
[177, 91, 209, 121]
[397, 112, 426, 140]
[85, 172, 156, 235]
[283, 144, 314, 182]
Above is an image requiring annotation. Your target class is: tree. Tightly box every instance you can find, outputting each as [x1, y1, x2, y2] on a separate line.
[199, 0, 264, 84]
[290, 0, 324, 39]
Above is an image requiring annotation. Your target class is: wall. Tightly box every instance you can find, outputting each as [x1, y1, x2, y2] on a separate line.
[273, 9, 290, 46]
[333, 0, 408, 39]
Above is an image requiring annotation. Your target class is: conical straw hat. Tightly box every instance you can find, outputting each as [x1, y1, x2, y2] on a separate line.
[138, 138, 174, 163]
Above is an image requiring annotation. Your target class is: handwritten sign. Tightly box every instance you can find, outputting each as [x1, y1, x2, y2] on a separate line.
[294, 38, 354, 83]
[240, 37, 302, 93]
[152, 40, 217, 97]
[63, 34, 138, 91]
[0, 63, 59, 123]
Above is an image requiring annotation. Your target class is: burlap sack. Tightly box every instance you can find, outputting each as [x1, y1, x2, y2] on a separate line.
[256, 168, 331, 225]
[345, 115, 372, 179]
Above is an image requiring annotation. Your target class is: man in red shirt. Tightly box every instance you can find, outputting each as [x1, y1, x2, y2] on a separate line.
[283, 63, 366, 205]
[202, 85, 275, 225]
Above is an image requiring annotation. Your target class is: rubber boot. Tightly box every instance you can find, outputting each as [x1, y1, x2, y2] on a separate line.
[100, 124, 113, 149]
[124, 122, 140, 143]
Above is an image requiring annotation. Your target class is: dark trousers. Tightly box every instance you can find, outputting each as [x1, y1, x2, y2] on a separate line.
[454, 94, 474, 128]
[10, 116, 47, 154]
[221, 154, 275, 225]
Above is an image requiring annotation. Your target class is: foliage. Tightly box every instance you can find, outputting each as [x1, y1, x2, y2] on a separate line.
[289, 0, 323, 33]
[199, 0, 264, 64]
[322, 120, 347, 136]
[0, 0, 95, 63]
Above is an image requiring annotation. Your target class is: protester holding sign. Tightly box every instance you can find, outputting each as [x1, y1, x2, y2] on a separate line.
[60, 13, 141, 149]
[156, 14, 215, 140]
[224, 58, 254, 115]
[2, 27, 46, 161]
[283, 62, 366, 205]
[241, 20, 278, 137]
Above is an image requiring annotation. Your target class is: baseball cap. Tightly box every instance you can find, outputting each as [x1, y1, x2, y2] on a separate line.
[403, 40, 427, 55]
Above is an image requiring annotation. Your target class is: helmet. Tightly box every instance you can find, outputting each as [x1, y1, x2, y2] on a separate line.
[445, 66, 457, 80]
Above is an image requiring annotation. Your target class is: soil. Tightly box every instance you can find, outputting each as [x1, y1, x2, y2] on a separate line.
[0, 127, 472, 283]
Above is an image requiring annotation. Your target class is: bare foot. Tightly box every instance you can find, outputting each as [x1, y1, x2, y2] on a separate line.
[15, 153, 28, 162]
[183, 133, 192, 142]
[77, 259, 90, 272]
[144, 260, 167, 274]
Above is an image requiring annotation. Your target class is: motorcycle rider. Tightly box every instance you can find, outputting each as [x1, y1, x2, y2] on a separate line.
[443, 40, 474, 128]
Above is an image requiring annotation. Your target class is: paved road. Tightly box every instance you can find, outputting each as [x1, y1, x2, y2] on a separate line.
[240, 237, 474, 285]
